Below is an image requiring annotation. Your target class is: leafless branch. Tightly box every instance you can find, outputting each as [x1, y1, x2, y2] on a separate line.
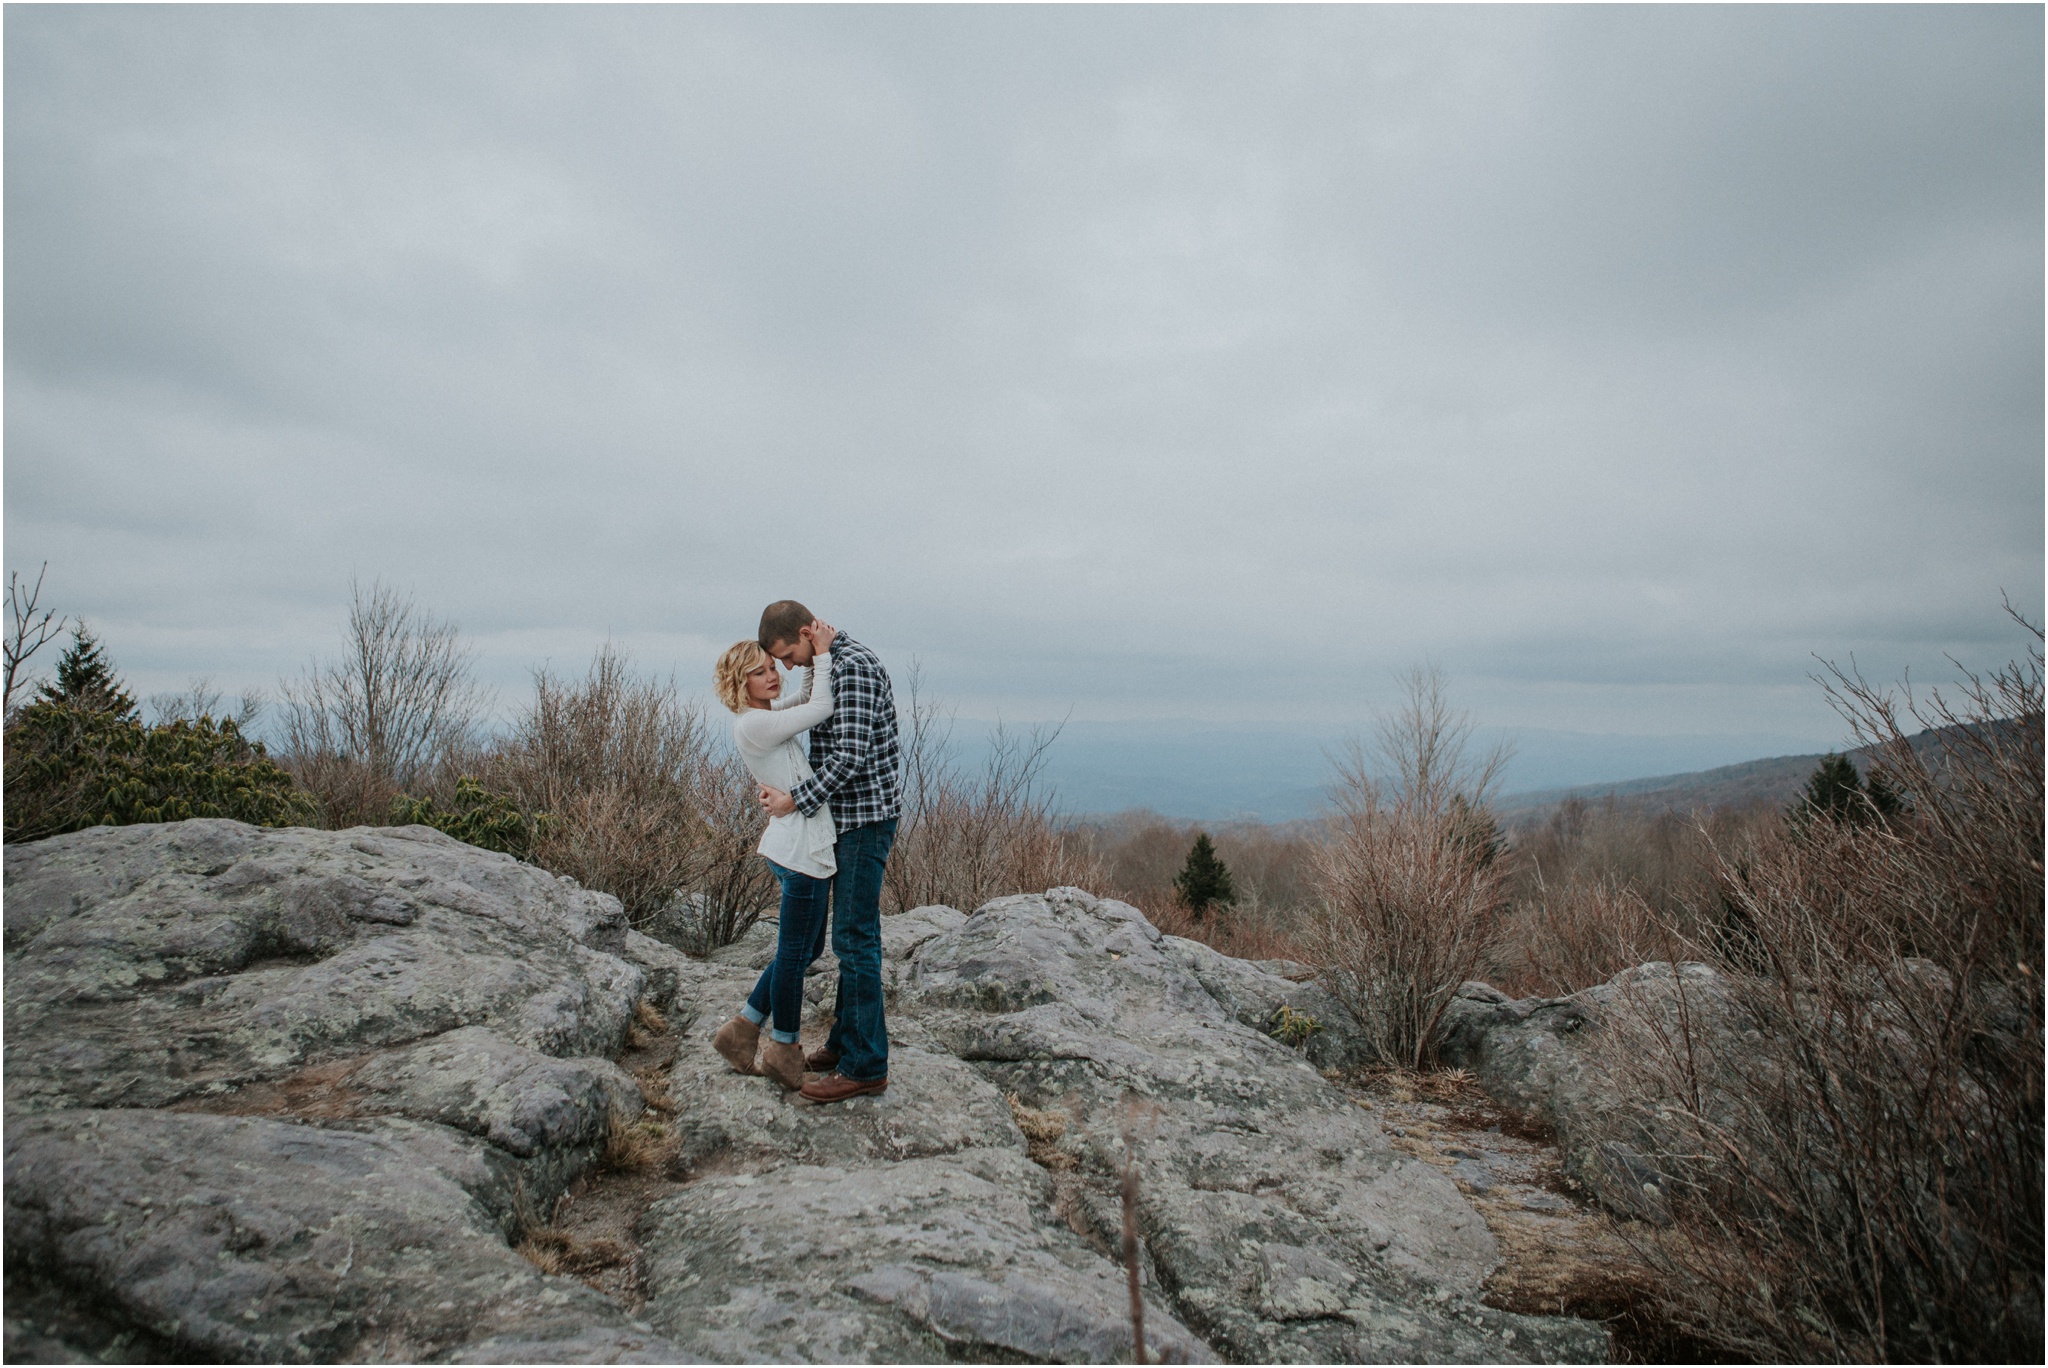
[4, 563, 67, 719]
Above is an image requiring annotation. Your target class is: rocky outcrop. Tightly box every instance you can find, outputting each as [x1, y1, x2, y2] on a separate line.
[7, 821, 1610, 1363]
[4, 819, 645, 1115]
[1438, 962, 1752, 1222]
[885, 890, 1602, 1363]
[4, 820, 689, 1363]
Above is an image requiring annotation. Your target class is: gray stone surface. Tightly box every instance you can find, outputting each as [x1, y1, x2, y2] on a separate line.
[884, 888, 1608, 1363]
[351, 1025, 641, 1158]
[668, 1042, 1023, 1176]
[8, 821, 1613, 1364]
[641, 1151, 1210, 1364]
[4, 820, 644, 1115]
[1438, 961, 1754, 1220]
[3, 1109, 687, 1364]
[3, 820, 681, 1364]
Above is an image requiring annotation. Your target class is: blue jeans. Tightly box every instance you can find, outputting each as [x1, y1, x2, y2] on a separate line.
[742, 859, 832, 1042]
[824, 818, 897, 1081]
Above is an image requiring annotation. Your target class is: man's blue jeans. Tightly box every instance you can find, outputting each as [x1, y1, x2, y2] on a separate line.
[741, 859, 831, 1042]
[824, 818, 897, 1082]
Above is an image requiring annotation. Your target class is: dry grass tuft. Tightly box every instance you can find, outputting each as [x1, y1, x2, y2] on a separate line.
[633, 1066, 673, 1115]
[1353, 1065, 1480, 1108]
[633, 1000, 668, 1035]
[1007, 1093, 1078, 1170]
[602, 1113, 676, 1174]
[516, 1227, 634, 1278]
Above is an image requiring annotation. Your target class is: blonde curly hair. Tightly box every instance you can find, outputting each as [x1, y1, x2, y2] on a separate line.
[714, 640, 771, 714]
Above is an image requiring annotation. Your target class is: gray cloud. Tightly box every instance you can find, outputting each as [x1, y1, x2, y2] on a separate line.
[5, 5, 2039, 744]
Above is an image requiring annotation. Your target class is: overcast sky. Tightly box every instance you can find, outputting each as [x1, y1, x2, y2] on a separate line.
[6, 4, 2041, 751]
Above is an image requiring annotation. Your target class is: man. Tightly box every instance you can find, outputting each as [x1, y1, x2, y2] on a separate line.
[755, 599, 902, 1103]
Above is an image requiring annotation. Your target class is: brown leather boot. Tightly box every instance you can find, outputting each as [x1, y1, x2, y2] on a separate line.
[804, 1045, 840, 1071]
[712, 1015, 761, 1074]
[759, 1040, 805, 1090]
[800, 1071, 888, 1103]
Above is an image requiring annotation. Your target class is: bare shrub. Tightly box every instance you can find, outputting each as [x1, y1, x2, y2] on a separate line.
[279, 580, 487, 824]
[149, 677, 266, 733]
[1301, 666, 1510, 1068]
[883, 666, 1102, 913]
[4, 563, 67, 720]
[1489, 798, 1781, 997]
[1486, 875, 1658, 998]
[1065, 810, 1322, 960]
[666, 748, 779, 955]
[483, 644, 771, 941]
[1139, 883, 1310, 963]
[1587, 615, 2044, 1362]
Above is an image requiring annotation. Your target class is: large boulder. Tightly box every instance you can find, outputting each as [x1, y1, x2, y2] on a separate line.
[4, 819, 643, 1115]
[1437, 962, 1752, 1221]
[654, 887, 1608, 1363]
[885, 889, 1606, 1363]
[4, 820, 689, 1363]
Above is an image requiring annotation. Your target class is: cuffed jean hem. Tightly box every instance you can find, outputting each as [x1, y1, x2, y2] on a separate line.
[740, 1003, 767, 1025]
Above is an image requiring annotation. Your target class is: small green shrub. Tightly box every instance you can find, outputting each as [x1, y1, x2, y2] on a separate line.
[390, 776, 548, 858]
[4, 701, 315, 842]
[1269, 1003, 1323, 1049]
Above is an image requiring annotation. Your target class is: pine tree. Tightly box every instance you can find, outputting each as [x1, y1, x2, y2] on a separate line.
[1863, 768, 1907, 819]
[35, 624, 137, 720]
[1174, 832, 1236, 922]
[1790, 753, 1898, 831]
[1447, 793, 1505, 867]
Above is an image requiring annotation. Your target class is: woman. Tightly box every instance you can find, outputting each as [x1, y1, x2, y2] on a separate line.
[708, 620, 838, 1088]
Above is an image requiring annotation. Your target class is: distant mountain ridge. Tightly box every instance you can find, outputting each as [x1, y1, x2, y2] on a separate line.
[1492, 750, 1837, 823]
[1492, 719, 2024, 826]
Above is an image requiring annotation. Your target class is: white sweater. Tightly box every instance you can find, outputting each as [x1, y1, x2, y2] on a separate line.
[731, 653, 837, 878]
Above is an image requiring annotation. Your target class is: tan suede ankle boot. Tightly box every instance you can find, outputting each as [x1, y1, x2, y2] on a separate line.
[712, 1015, 761, 1074]
[759, 1039, 805, 1090]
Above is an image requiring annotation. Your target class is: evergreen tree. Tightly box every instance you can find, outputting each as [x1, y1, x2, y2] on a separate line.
[34, 624, 137, 720]
[1789, 753, 1899, 831]
[1174, 832, 1236, 921]
[1447, 793, 1505, 867]
[1863, 768, 1907, 819]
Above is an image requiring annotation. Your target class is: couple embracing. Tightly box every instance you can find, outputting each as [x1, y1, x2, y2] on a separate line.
[708, 599, 901, 1104]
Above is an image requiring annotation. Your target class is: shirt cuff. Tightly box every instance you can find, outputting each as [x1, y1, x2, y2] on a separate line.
[790, 779, 825, 817]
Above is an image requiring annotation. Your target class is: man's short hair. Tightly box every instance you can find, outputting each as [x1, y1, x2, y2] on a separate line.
[758, 600, 813, 650]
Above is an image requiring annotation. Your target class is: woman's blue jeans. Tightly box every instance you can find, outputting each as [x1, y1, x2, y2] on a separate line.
[742, 858, 831, 1042]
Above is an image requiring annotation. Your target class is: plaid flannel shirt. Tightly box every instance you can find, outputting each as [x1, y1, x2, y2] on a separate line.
[791, 634, 902, 828]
